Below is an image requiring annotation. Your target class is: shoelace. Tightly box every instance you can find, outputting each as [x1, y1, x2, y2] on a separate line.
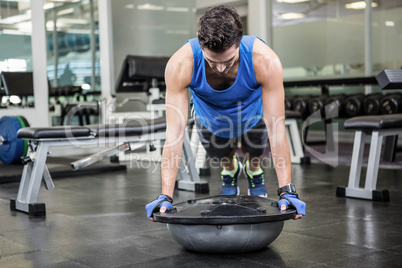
[222, 175, 236, 184]
[250, 175, 263, 186]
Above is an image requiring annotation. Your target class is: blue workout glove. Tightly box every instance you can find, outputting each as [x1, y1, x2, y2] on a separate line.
[278, 194, 306, 216]
[145, 194, 173, 218]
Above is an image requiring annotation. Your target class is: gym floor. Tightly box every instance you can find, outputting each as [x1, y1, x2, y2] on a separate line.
[1, 151, 402, 267]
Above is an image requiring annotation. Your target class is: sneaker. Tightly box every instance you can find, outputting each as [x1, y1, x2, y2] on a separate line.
[245, 162, 267, 197]
[221, 157, 242, 195]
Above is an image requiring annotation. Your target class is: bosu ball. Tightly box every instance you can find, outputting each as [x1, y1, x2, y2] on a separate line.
[154, 195, 296, 253]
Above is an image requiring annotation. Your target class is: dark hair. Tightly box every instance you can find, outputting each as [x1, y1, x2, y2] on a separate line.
[198, 5, 243, 53]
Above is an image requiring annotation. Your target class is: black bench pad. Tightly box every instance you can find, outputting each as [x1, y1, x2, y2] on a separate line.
[17, 118, 168, 140]
[344, 114, 402, 130]
[87, 117, 167, 137]
[126, 55, 169, 79]
[17, 126, 91, 139]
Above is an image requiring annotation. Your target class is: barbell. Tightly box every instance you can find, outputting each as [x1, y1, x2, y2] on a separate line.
[0, 116, 30, 165]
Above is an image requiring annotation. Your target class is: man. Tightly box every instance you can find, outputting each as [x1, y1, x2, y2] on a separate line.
[146, 5, 305, 220]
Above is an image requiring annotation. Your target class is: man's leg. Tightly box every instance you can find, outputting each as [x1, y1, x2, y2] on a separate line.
[241, 118, 268, 197]
[195, 117, 241, 195]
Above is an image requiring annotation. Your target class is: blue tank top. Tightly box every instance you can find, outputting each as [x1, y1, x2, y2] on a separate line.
[188, 36, 263, 138]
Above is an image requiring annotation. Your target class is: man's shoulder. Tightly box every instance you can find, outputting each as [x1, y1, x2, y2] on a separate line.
[165, 43, 193, 85]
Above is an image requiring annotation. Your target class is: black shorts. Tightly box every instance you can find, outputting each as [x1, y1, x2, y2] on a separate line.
[195, 116, 268, 160]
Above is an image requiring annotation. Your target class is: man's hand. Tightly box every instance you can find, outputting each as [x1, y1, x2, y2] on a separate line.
[145, 194, 173, 222]
[278, 194, 306, 220]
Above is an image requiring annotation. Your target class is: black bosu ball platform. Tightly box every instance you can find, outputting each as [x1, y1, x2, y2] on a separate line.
[154, 195, 296, 253]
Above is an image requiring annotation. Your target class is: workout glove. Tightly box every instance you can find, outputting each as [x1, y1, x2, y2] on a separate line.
[145, 194, 173, 218]
[278, 194, 306, 216]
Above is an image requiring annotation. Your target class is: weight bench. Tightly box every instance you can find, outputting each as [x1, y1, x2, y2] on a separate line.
[336, 114, 402, 202]
[10, 117, 208, 216]
[336, 69, 402, 202]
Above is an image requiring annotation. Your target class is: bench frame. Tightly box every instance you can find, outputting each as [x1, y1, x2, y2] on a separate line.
[10, 130, 208, 216]
[336, 128, 398, 201]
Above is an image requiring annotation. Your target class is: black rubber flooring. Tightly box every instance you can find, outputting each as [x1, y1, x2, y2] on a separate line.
[1, 150, 402, 267]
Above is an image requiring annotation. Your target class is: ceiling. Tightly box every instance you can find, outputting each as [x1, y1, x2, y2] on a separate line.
[0, 0, 402, 34]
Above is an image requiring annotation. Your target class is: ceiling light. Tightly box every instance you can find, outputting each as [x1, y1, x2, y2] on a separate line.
[166, 7, 189, 12]
[58, 8, 75, 16]
[17, 21, 32, 33]
[278, 13, 305, 19]
[57, 18, 89, 25]
[125, 4, 135, 9]
[43, 3, 55, 10]
[0, 13, 31, 24]
[1, 29, 30, 36]
[276, 0, 309, 3]
[137, 4, 164, 11]
[345, 1, 378, 10]
[385, 21, 395, 27]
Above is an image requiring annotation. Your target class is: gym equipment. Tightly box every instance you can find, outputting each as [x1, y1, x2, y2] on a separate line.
[115, 55, 168, 93]
[376, 69, 402, 90]
[284, 110, 310, 164]
[308, 95, 328, 117]
[325, 94, 347, 118]
[0, 72, 34, 107]
[380, 93, 402, 114]
[292, 95, 311, 118]
[363, 93, 383, 115]
[154, 195, 295, 253]
[0, 116, 29, 164]
[337, 69, 402, 202]
[344, 94, 365, 117]
[284, 95, 296, 110]
[10, 117, 208, 216]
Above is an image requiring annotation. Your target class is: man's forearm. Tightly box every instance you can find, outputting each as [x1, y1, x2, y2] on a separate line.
[160, 142, 184, 198]
[268, 127, 292, 188]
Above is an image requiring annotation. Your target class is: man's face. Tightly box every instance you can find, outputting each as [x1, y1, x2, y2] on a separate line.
[202, 45, 239, 75]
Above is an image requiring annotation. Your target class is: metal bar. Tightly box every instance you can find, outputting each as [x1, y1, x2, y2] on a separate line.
[43, 165, 55, 190]
[26, 143, 50, 204]
[52, 9, 58, 88]
[283, 76, 378, 88]
[182, 131, 200, 183]
[285, 119, 304, 163]
[347, 131, 366, 189]
[382, 135, 397, 162]
[71, 143, 130, 170]
[364, 131, 383, 191]
[89, 0, 96, 91]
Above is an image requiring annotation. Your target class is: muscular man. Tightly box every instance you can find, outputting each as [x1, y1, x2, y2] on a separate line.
[146, 5, 305, 220]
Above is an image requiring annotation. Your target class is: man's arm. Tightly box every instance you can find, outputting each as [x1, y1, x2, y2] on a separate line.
[253, 39, 304, 219]
[147, 43, 193, 221]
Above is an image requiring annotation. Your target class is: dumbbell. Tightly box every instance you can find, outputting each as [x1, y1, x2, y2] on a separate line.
[344, 94, 365, 117]
[325, 94, 347, 117]
[363, 93, 383, 115]
[308, 96, 328, 117]
[285, 95, 297, 110]
[292, 95, 312, 118]
[380, 93, 402, 114]
[0, 116, 30, 164]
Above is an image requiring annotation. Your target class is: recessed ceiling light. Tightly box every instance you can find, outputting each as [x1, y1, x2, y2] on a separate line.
[385, 21, 395, 27]
[278, 13, 306, 19]
[276, 0, 309, 3]
[345, 1, 378, 10]
[137, 4, 164, 11]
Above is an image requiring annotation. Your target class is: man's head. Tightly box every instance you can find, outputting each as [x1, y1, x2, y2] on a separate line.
[197, 5, 243, 54]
